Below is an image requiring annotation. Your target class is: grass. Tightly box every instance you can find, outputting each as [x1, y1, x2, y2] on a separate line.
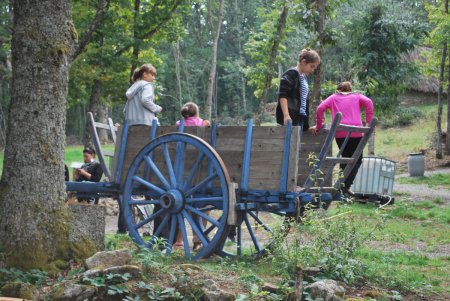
[397, 173, 450, 189]
[99, 198, 450, 298]
[324, 199, 450, 295]
[375, 104, 447, 161]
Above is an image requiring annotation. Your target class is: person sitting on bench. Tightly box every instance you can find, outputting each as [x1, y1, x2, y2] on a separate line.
[74, 147, 103, 204]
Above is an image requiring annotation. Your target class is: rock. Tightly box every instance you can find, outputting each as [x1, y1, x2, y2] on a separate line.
[85, 249, 132, 270]
[261, 282, 279, 293]
[68, 204, 105, 259]
[103, 265, 142, 279]
[80, 269, 102, 282]
[178, 264, 204, 275]
[305, 279, 345, 301]
[303, 266, 321, 281]
[202, 279, 235, 301]
[1, 282, 39, 300]
[50, 282, 96, 301]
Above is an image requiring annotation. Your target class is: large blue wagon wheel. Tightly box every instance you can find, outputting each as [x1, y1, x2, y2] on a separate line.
[123, 133, 231, 259]
[217, 208, 291, 257]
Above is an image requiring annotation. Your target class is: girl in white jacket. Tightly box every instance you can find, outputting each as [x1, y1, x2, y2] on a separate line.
[124, 64, 162, 125]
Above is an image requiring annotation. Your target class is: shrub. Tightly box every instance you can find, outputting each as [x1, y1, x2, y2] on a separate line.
[381, 107, 424, 128]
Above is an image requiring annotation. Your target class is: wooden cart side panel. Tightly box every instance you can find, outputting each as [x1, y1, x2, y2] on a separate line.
[112, 125, 306, 191]
[215, 126, 300, 191]
[297, 130, 332, 186]
[112, 125, 202, 184]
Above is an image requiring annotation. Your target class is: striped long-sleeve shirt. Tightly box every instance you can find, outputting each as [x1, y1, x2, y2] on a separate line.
[298, 74, 308, 116]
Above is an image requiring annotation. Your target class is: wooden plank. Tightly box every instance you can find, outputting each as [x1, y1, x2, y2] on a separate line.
[94, 122, 111, 130]
[108, 117, 118, 144]
[337, 124, 370, 133]
[287, 127, 300, 191]
[227, 182, 239, 225]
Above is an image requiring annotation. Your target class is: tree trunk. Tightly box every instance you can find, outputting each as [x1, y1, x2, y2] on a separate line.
[84, 79, 106, 147]
[174, 41, 182, 106]
[129, 0, 141, 82]
[0, 0, 76, 269]
[236, 0, 247, 115]
[310, 0, 326, 125]
[205, 0, 225, 121]
[255, 5, 289, 125]
[436, 47, 447, 159]
[446, 0, 450, 156]
[446, 44, 450, 155]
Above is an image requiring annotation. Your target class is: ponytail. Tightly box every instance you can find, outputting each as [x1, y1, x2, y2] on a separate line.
[298, 48, 321, 64]
[131, 63, 157, 83]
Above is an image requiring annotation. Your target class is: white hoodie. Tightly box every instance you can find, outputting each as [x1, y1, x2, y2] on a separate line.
[124, 80, 162, 125]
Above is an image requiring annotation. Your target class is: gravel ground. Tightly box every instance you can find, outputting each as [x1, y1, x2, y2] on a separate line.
[394, 168, 450, 203]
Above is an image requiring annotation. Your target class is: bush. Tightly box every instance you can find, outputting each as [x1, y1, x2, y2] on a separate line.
[267, 204, 384, 284]
[381, 107, 424, 128]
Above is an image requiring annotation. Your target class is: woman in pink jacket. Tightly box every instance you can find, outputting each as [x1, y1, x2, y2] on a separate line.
[310, 81, 374, 195]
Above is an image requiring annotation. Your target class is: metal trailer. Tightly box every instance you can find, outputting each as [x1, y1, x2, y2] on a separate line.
[66, 112, 378, 259]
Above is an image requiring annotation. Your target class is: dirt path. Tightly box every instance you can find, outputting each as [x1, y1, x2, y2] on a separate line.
[394, 168, 450, 203]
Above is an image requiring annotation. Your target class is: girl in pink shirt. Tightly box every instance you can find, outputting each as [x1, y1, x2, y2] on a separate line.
[310, 82, 374, 195]
[175, 102, 210, 250]
[176, 102, 210, 127]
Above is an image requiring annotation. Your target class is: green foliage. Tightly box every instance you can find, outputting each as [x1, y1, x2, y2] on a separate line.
[0, 268, 50, 288]
[82, 272, 131, 296]
[350, 1, 427, 113]
[381, 107, 424, 128]
[268, 204, 384, 284]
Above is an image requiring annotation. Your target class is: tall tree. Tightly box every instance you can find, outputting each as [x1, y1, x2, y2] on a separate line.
[205, 0, 225, 121]
[425, 0, 449, 158]
[0, 0, 105, 269]
[0, 0, 76, 269]
[256, 4, 289, 124]
[310, 0, 326, 122]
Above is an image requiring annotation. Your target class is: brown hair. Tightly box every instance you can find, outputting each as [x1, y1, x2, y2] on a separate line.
[336, 81, 352, 93]
[131, 63, 157, 83]
[298, 48, 321, 64]
[83, 147, 96, 157]
[180, 102, 199, 119]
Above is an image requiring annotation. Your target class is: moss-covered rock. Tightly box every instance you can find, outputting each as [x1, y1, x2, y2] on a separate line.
[50, 282, 96, 301]
[1, 281, 39, 300]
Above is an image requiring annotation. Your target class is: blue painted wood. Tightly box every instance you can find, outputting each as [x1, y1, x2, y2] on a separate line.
[279, 120, 292, 194]
[240, 119, 253, 192]
[303, 113, 342, 190]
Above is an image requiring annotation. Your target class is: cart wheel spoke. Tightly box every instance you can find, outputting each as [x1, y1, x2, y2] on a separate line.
[182, 210, 209, 247]
[166, 215, 178, 254]
[186, 196, 223, 204]
[244, 214, 261, 252]
[248, 211, 273, 233]
[174, 141, 186, 189]
[147, 213, 170, 249]
[185, 205, 220, 227]
[162, 143, 177, 187]
[185, 172, 218, 196]
[177, 214, 191, 258]
[132, 176, 165, 195]
[144, 155, 171, 190]
[183, 153, 205, 191]
[128, 199, 159, 206]
[133, 208, 164, 230]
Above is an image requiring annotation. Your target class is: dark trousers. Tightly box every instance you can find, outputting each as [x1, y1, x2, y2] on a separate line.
[335, 137, 363, 189]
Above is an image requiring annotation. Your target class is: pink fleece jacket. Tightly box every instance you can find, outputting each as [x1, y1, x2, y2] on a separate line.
[176, 116, 205, 126]
[316, 93, 374, 138]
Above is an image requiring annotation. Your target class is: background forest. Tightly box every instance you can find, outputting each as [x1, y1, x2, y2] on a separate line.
[0, 0, 448, 149]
